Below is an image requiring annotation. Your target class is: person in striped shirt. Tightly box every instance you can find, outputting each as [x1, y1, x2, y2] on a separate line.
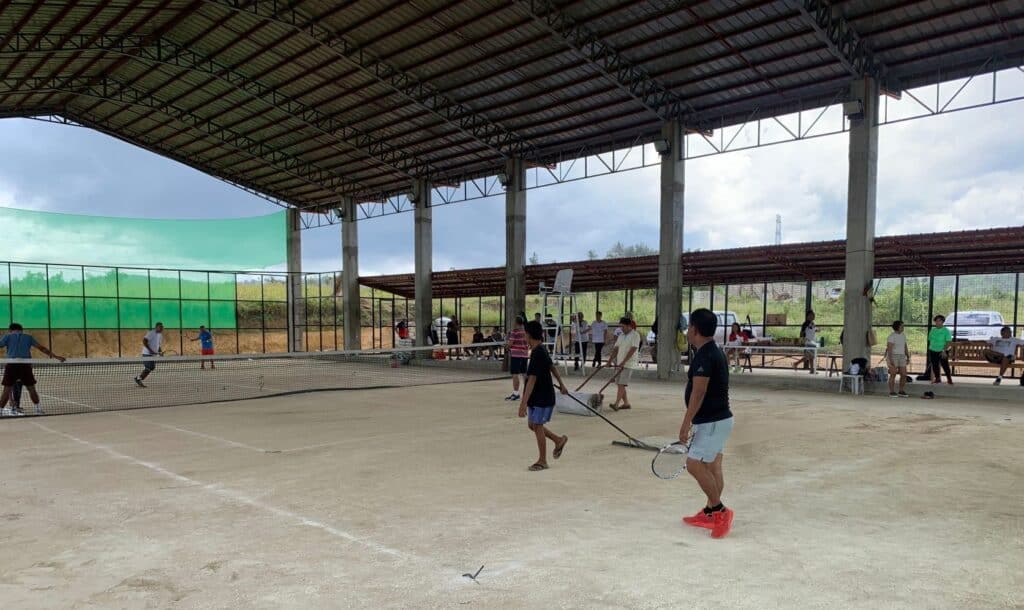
[506, 316, 530, 401]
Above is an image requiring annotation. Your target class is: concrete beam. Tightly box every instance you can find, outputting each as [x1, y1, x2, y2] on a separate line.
[286, 208, 304, 352]
[842, 78, 880, 368]
[504, 158, 527, 332]
[656, 121, 685, 379]
[413, 180, 433, 348]
[340, 198, 361, 350]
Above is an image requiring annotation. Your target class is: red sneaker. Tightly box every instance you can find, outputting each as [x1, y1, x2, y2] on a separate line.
[710, 508, 734, 539]
[682, 510, 714, 529]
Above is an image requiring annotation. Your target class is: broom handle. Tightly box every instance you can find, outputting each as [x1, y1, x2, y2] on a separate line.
[596, 366, 624, 395]
[575, 363, 605, 391]
[565, 392, 649, 448]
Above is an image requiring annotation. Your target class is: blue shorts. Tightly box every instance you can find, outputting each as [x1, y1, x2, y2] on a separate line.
[527, 406, 554, 425]
[510, 357, 528, 375]
[143, 359, 156, 372]
[688, 417, 734, 463]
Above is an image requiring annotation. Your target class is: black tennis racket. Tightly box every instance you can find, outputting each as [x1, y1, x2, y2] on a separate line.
[651, 439, 692, 480]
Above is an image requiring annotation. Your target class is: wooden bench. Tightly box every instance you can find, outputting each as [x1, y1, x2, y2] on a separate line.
[947, 341, 1024, 376]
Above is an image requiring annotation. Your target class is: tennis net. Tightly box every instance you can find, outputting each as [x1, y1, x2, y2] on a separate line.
[0, 344, 505, 417]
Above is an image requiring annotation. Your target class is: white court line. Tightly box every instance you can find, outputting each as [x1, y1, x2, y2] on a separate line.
[39, 393, 100, 412]
[32, 421, 411, 561]
[123, 418, 272, 453]
[38, 393, 271, 454]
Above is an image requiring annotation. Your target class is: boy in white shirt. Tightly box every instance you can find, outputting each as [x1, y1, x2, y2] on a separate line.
[983, 326, 1024, 385]
[885, 320, 911, 398]
[607, 317, 641, 411]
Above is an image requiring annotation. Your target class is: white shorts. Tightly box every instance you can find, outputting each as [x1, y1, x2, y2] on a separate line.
[616, 368, 633, 385]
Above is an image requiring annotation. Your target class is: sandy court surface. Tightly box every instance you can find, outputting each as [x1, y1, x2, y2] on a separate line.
[0, 377, 1021, 609]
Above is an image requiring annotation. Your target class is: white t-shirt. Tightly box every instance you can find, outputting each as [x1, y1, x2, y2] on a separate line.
[614, 330, 642, 369]
[590, 321, 608, 343]
[802, 322, 817, 345]
[989, 337, 1024, 357]
[574, 320, 590, 343]
[142, 330, 163, 356]
[886, 332, 908, 356]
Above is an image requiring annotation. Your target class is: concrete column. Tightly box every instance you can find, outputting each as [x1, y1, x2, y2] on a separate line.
[842, 78, 880, 368]
[656, 120, 685, 379]
[286, 208, 304, 352]
[504, 158, 527, 332]
[413, 180, 433, 348]
[340, 198, 361, 350]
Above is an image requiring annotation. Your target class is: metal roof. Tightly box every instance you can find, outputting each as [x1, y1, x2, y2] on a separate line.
[2, 1, 1023, 210]
[359, 226, 1024, 298]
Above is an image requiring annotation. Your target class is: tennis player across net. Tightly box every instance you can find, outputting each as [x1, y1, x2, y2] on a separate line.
[0, 344, 505, 417]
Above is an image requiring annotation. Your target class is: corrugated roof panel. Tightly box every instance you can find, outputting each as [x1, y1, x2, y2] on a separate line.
[2, 0, 1022, 206]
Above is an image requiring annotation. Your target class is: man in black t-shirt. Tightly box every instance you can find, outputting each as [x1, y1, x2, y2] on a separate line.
[519, 321, 569, 471]
[679, 308, 735, 539]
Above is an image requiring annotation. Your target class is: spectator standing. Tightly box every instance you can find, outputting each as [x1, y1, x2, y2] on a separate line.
[885, 321, 911, 398]
[590, 312, 608, 367]
[572, 312, 590, 370]
[446, 319, 461, 359]
[793, 310, 818, 374]
[927, 315, 954, 385]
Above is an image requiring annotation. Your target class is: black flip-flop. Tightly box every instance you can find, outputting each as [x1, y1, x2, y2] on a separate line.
[553, 437, 568, 459]
[529, 463, 549, 471]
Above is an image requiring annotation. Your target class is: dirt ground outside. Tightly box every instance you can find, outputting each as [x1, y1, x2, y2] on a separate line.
[0, 378, 1020, 609]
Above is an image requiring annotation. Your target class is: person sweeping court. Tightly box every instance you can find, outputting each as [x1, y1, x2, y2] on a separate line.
[518, 320, 569, 471]
[607, 316, 641, 411]
[0, 322, 66, 416]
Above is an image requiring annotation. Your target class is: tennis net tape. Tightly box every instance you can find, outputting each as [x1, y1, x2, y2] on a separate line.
[0, 344, 506, 417]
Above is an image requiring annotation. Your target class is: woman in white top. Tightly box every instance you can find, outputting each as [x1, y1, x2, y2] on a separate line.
[885, 320, 911, 397]
[793, 310, 818, 374]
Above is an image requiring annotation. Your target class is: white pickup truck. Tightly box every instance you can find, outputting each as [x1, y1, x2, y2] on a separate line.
[945, 311, 1014, 341]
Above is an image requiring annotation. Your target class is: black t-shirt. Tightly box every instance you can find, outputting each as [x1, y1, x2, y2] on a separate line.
[526, 344, 556, 407]
[685, 341, 732, 424]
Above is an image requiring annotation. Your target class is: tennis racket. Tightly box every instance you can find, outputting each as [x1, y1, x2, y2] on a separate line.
[651, 439, 692, 480]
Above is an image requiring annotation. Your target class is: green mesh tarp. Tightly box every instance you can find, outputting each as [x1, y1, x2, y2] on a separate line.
[0, 207, 287, 330]
[0, 206, 285, 269]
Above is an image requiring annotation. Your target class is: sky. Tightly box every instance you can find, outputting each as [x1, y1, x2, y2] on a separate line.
[1, 71, 1023, 277]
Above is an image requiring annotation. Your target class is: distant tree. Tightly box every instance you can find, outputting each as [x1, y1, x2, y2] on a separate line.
[606, 242, 657, 258]
[529, 252, 539, 265]
[587, 249, 599, 260]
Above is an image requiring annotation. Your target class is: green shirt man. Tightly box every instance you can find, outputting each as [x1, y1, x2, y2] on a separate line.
[928, 326, 952, 352]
